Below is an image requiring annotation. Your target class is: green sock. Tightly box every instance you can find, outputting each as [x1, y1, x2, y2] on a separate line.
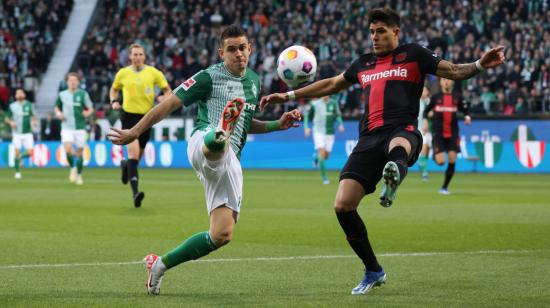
[15, 157, 20, 172]
[66, 154, 75, 167]
[77, 157, 83, 174]
[161, 231, 218, 269]
[203, 129, 225, 152]
[318, 154, 327, 180]
[418, 155, 427, 174]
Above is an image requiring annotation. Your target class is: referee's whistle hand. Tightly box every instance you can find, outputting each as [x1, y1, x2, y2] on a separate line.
[107, 127, 137, 145]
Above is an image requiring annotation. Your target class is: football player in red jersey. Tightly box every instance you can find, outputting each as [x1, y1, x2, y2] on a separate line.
[261, 7, 505, 295]
[424, 77, 471, 195]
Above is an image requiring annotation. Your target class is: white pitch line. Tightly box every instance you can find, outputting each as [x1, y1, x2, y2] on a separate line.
[0, 249, 538, 270]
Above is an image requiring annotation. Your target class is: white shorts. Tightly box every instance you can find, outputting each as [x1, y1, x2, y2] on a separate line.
[61, 129, 87, 148]
[422, 131, 432, 146]
[313, 132, 335, 152]
[188, 130, 243, 217]
[12, 133, 34, 150]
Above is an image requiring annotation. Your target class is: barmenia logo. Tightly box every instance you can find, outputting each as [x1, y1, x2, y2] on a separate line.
[360, 67, 408, 83]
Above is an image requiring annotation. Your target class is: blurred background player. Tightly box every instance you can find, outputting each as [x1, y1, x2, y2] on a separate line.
[304, 95, 344, 184]
[417, 86, 432, 181]
[54, 73, 94, 185]
[109, 43, 171, 208]
[423, 77, 471, 194]
[261, 7, 504, 296]
[107, 25, 302, 296]
[5, 89, 36, 179]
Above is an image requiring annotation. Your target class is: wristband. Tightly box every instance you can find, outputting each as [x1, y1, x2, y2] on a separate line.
[286, 90, 296, 101]
[266, 120, 280, 132]
[475, 60, 485, 72]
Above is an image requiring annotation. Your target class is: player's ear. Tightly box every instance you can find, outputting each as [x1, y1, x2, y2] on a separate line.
[393, 27, 400, 38]
[218, 47, 224, 59]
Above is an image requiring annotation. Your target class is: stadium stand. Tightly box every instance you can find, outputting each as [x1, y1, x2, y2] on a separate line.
[73, 0, 550, 119]
[0, 0, 74, 104]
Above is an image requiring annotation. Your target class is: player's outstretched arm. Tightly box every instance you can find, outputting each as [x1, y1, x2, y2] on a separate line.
[436, 46, 506, 80]
[108, 93, 183, 145]
[249, 109, 302, 134]
[260, 74, 351, 111]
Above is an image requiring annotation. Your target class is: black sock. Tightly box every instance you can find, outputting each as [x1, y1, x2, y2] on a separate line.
[388, 146, 408, 182]
[442, 163, 455, 189]
[127, 159, 139, 195]
[336, 210, 382, 272]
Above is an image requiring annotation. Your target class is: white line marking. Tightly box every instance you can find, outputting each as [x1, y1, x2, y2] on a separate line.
[0, 249, 539, 270]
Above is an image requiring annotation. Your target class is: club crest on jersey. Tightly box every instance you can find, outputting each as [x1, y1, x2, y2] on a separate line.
[251, 83, 258, 99]
[182, 77, 196, 90]
[395, 52, 407, 63]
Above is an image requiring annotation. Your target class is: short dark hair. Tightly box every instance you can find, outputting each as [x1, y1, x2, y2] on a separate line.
[219, 25, 247, 46]
[368, 7, 400, 28]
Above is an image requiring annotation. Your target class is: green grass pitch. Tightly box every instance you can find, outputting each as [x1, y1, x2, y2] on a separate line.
[1, 168, 549, 307]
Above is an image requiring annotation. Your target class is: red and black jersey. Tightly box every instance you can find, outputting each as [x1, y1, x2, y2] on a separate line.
[423, 92, 470, 138]
[343, 43, 441, 137]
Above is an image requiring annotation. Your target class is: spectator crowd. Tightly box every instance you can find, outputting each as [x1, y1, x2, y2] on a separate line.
[1, 0, 550, 121]
[75, 0, 550, 118]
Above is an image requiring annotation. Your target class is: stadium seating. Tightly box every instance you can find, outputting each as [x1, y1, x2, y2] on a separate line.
[0, 0, 73, 107]
[73, 0, 549, 118]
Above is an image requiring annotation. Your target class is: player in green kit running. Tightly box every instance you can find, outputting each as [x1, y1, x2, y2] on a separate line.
[107, 25, 302, 295]
[54, 73, 94, 185]
[304, 95, 344, 184]
[5, 89, 37, 179]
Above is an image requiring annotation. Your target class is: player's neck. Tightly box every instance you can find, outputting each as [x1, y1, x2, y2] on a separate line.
[132, 64, 145, 71]
[223, 63, 246, 77]
[16, 100, 24, 104]
[68, 88, 77, 93]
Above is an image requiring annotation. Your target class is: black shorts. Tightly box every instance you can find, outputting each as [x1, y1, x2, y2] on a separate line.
[121, 110, 152, 149]
[340, 125, 422, 195]
[432, 134, 460, 155]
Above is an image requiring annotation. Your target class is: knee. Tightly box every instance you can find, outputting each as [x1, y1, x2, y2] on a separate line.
[435, 160, 445, 166]
[334, 197, 358, 214]
[210, 229, 233, 247]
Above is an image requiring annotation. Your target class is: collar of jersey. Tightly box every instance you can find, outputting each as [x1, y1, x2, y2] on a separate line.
[131, 65, 146, 73]
[221, 63, 247, 79]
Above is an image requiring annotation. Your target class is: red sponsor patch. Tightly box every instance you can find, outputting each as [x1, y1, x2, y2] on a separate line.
[405, 125, 415, 132]
[182, 77, 196, 90]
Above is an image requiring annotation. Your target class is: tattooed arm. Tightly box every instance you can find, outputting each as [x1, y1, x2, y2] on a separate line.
[436, 46, 506, 81]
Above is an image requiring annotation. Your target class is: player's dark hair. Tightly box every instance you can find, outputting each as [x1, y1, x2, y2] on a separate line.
[219, 25, 247, 46]
[368, 7, 400, 28]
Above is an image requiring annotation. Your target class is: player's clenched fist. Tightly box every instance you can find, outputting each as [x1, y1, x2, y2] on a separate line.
[107, 127, 138, 145]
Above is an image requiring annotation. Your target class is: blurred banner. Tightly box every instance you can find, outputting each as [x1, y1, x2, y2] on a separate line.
[1, 120, 548, 172]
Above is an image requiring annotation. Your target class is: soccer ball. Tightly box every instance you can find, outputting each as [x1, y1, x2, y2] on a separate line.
[276, 45, 317, 88]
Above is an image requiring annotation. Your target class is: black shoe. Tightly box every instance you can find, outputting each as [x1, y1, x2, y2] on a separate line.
[134, 191, 145, 208]
[121, 159, 128, 185]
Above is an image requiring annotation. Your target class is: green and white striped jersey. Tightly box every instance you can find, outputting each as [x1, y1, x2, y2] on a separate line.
[418, 97, 430, 129]
[55, 89, 93, 130]
[174, 63, 261, 158]
[6, 100, 34, 134]
[304, 97, 343, 135]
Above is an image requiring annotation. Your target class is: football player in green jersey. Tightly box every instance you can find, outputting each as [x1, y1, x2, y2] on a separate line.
[54, 73, 94, 185]
[5, 89, 37, 179]
[108, 25, 301, 295]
